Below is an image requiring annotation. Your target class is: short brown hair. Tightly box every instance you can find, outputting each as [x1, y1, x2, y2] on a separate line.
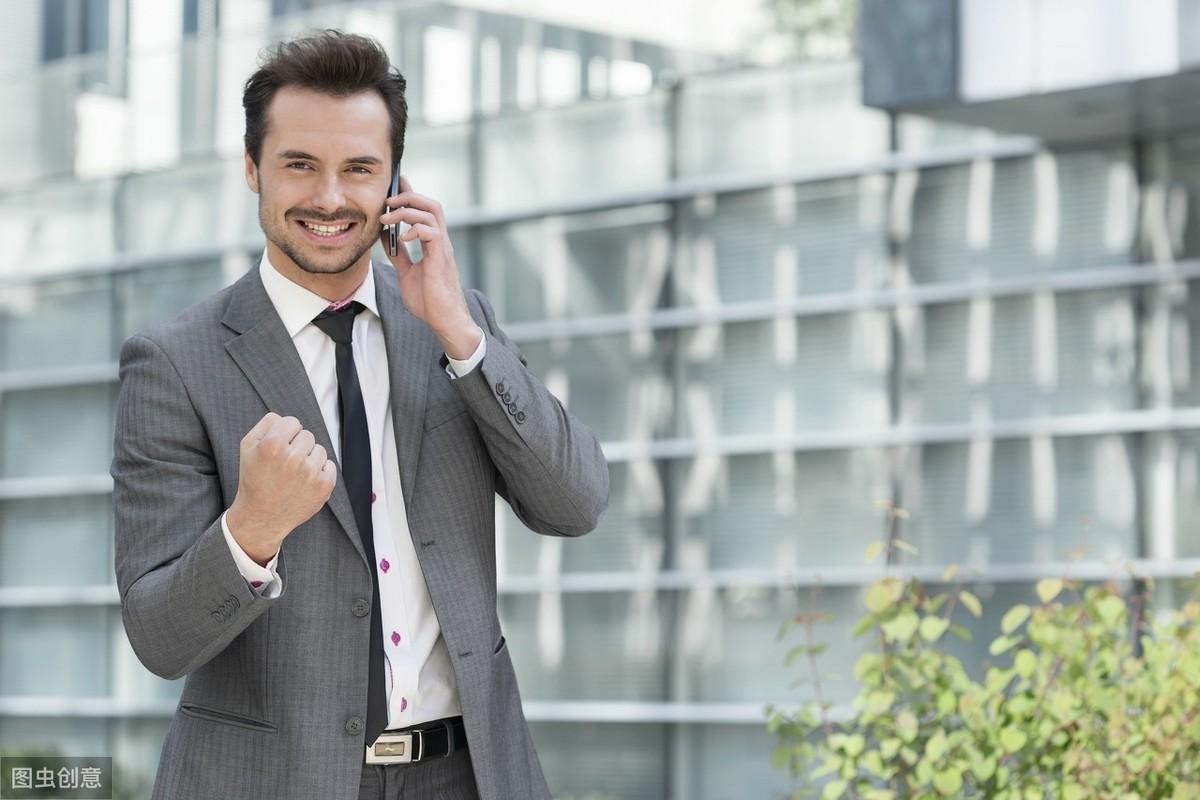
[242, 29, 408, 166]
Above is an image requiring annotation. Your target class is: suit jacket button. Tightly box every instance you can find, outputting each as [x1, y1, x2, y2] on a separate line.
[345, 717, 364, 735]
[351, 599, 370, 617]
[495, 381, 505, 395]
[516, 411, 526, 424]
[507, 402, 518, 414]
[503, 391, 513, 403]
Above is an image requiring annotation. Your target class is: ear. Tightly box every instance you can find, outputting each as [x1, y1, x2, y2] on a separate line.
[244, 150, 259, 194]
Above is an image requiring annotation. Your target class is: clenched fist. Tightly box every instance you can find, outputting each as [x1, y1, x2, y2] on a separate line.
[226, 412, 337, 566]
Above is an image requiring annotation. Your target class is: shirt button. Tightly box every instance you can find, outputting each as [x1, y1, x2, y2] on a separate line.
[351, 598, 370, 617]
[345, 716, 364, 735]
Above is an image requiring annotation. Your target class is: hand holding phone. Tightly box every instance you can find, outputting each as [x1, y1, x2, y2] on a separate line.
[387, 162, 402, 257]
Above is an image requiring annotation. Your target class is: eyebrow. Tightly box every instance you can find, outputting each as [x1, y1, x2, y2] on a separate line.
[277, 150, 383, 167]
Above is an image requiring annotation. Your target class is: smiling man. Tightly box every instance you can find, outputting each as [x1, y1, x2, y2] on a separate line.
[111, 30, 609, 800]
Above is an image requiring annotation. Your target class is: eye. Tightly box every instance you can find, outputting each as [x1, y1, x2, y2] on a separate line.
[347, 166, 371, 174]
[286, 162, 312, 170]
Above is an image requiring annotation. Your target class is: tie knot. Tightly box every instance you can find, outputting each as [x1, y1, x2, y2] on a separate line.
[312, 300, 365, 344]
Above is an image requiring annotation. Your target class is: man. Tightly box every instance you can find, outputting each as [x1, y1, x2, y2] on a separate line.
[111, 30, 609, 800]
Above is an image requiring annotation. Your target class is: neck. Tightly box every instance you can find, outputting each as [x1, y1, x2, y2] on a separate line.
[265, 240, 371, 303]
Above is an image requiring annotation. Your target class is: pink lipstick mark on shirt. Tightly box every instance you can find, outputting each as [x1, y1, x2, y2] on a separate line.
[379, 558, 390, 573]
[329, 298, 354, 311]
[391, 631, 401, 646]
[250, 580, 263, 588]
[400, 697, 407, 712]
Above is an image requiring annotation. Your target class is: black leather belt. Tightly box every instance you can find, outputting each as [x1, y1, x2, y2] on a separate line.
[365, 716, 467, 765]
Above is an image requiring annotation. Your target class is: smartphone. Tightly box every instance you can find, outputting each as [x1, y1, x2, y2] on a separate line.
[387, 161, 402, 257]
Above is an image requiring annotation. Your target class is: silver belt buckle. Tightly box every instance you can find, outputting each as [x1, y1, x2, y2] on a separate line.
[365, 729, 423, 764]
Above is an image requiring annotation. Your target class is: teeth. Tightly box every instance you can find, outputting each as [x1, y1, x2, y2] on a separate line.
[302, 222, 351, 236]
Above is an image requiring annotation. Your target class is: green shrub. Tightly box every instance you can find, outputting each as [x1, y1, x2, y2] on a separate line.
[768, 540, 1200, 799]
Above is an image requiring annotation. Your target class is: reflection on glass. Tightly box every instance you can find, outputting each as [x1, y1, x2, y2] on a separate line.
[0, 608, 111, 696]
[904, 435, 1138, 566]
[500, 463, 665, 576]
[0, 496, 112, 587]
[530, 722, 666, 800]
[906, 289, 1137, 425]
[0, 275, 113, 371]
[499, 592, 666, 702]
[678, 450, 890, 572]
[679, 314, 890, 438]
[1, 385, 113, 479]
[675, 178, 888, 306]
[480, 206, 672, 323]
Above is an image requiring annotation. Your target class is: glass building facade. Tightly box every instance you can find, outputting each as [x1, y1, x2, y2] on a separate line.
[6, 1, 1200, 798]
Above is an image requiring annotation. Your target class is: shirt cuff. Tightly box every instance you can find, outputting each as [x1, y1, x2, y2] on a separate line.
[445, 325, 486, 379]
[221, 510, 282, 598]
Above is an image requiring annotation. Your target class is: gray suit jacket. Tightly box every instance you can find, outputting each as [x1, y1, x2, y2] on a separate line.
[111, 260, 609, 800]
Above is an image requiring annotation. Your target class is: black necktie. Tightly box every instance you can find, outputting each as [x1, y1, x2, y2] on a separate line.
[312, 301, 387, 746]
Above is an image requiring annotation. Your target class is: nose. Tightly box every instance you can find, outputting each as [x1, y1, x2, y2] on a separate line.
[309, 170, 348, 214]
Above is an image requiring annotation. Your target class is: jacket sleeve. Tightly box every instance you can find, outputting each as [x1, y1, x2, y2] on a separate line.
[445, 289, 610, 537]
[111, 333, 283, 680]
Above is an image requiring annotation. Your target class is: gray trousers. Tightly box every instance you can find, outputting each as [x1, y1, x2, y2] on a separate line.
[357, 749, 480, 799]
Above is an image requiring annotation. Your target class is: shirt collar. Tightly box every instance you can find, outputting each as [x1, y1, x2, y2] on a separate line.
[258, 250, 380, 338]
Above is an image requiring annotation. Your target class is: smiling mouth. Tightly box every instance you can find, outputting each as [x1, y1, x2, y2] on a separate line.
[295, 219, 359, 243]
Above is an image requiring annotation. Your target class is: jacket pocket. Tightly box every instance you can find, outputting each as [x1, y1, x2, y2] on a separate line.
[179, 702, 278, 733]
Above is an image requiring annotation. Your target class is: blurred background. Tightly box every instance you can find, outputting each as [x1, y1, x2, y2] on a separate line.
[5, 0, 1200, 797]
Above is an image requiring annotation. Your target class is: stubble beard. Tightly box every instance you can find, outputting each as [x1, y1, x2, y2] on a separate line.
[259, 193, 379, 276]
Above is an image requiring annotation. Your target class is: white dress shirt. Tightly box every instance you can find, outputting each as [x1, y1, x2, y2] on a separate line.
[220, 251, 485, 729]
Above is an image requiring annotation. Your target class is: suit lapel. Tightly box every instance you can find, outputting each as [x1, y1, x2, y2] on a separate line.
[372, 261, 433, 514]
[220, 266, 367, 569]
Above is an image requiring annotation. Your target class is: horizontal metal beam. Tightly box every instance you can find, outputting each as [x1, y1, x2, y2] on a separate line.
[7, 136, 1041, 290]
[5, 405, 1200, 502]
[5, 258, 1199, 398]
[4, 558, 1198, 608]
[0, 695, 801, 725]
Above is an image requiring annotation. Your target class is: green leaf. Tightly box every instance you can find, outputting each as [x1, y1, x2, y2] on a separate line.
[893, 539, 919, 555]
[1036, 578, 1064, 604]
[880, 738, 901, 759]
[989, 635, 1019, 656]
[865, 541, 885, 563]
[1062, 785, 1086, 800]
[896, 710, 918, 742]
[861, 690, 896, 719]
[852, 615, 878, 637]
[1001, 604, 1031, 634]
[933, 769, 963, 796]
[960, 590, 982, 618]
[1096, 594, 1125, 627]
[925, 729, 948, 761]
[949, 624, 973, 641]
[843, 734, 865, 757]
[943, 564, 960, 582]
[1013, 649, 1037, 678]
[822, 778, 848, 800]
[866, 579, 904, 613]
[882, 611, 919, 642]
[969, 754, 996, 781]
[1000, 727, 1028, 754]
[784, 644, 827, 666]
[920, 616, 950, 642]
